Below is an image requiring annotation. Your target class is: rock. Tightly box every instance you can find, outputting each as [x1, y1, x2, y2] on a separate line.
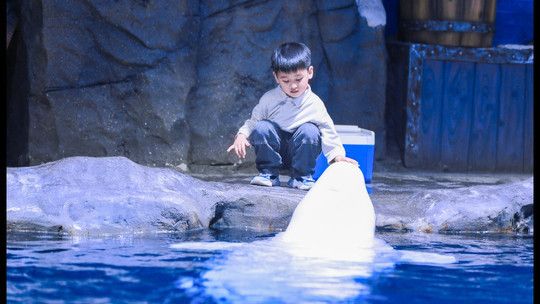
[6, 0, 29, 167]
[7, 0, 388, 167]
[6, 156, 304, 235]
[373, 177, 534, 234]
[7, 157, 532, 236]
[16, 0, 199, 166]
[318, 0, 387, 159]
[209, 186, 304, 231]
[7, 156, 215, 235]
[511, 204, 534, 234]
[7, 0, 18, 47]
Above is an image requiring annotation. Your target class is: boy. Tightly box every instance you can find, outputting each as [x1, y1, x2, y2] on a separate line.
[227, 42, 357, 190]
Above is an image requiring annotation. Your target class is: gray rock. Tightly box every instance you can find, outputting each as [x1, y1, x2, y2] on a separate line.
[7, 156, 214, 235]
[8, 0, 388, 167]
[372, 175, 534, 234]
[209, 184, 304, 231]
[7, 156, 533, 236]
[18, 0, 198, 166]
[7, 0, 18, 47]
[6, 156, 304, 235]
[512, 204, 533, 234]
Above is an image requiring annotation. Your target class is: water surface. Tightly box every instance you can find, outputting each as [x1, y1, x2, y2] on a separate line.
[7, 230, 533, 303]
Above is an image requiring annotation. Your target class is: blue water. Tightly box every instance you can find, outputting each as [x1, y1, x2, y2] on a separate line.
[7, 230, 533, 303]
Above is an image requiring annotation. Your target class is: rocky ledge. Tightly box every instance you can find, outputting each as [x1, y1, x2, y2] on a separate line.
[7, 156, 533, 236]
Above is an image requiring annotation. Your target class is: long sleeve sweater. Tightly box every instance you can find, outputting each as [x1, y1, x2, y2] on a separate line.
[237, 85, 346, 163]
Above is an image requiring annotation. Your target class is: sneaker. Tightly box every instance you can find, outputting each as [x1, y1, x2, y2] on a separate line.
[250, 173, 280, 187]
[287, 176, 315, 190]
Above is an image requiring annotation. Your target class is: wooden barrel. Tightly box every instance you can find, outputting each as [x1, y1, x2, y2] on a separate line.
[399, 0, 497, 47]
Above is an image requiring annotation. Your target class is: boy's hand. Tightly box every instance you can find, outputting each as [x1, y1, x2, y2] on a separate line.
[331, 155, 358, 165]
[226, 133, 251, 159]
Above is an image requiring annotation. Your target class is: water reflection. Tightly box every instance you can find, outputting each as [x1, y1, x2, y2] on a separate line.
[170, 233, 455, 302]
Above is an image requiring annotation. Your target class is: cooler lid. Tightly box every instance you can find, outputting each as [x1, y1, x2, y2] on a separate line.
[334, 125, 375, 145]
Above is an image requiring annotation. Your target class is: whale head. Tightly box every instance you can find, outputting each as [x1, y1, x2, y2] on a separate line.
[278, 162, 376, 260]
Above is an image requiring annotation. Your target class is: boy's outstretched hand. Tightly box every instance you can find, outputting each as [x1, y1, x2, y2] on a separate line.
[331, 155, 358, 165]
[227, 133, 251, 159]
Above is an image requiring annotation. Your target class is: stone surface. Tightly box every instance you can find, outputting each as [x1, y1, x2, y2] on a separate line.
[7, 156, 212, 235]
[6, 157, 534, 236]
[372, 177, 534, 234]
[13, 0, 199, 167]
[7, 0, 388, 168]
[6, 156, 304, 235]
[6, 0, 18, 47]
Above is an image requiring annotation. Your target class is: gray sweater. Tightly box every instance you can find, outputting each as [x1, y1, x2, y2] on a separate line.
[238, 85, 345, 163]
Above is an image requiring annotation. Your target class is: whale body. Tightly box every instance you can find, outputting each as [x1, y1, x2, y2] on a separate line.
[274, 162, 378, 261]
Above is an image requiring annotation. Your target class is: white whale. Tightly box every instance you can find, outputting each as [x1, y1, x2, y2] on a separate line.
[275, 162, 377, 261]
[170, 162, 456, 301]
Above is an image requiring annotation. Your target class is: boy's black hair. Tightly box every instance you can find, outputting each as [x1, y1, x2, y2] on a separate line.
[271, 42, 312, 73]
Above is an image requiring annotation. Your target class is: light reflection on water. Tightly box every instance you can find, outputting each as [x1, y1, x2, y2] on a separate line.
[7, 230, 533, 304]
[177, 238, 394, 302]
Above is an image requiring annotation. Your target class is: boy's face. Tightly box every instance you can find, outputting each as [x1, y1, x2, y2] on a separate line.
[273, 66, 314, 98]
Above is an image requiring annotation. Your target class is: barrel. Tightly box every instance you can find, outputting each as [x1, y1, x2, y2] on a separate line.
[399, 0, 497, 47]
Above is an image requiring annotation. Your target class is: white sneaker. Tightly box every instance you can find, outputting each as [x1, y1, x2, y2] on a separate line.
[250, 174, 280, 187]
[287, 176, 315, 190]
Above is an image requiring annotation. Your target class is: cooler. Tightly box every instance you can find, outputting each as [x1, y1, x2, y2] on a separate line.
[313, 125, 375, 194]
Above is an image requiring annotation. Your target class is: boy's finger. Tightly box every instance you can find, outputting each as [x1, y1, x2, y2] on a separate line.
[226, 145, 234, 152]
[239, 146, 246, 158]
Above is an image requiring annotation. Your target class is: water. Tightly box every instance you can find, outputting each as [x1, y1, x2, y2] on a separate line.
[7, 230, 533, 303]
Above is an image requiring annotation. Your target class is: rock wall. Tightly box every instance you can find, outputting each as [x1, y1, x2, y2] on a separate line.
[7, 0, 387, 168]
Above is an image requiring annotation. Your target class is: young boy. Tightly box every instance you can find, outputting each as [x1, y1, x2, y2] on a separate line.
[227, 42, 357, 190]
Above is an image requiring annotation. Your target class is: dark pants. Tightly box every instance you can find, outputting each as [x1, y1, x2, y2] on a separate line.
[249, 120, 321, 179]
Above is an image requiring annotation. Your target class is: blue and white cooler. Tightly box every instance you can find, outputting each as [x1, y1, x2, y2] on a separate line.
[313, 125, 375, 194]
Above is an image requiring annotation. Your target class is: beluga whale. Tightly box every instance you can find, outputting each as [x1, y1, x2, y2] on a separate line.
[171, 162, 456, 302]
[275, 161, 377, 261]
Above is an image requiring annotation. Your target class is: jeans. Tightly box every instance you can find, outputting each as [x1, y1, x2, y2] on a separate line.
[249, 120, 321, 179]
